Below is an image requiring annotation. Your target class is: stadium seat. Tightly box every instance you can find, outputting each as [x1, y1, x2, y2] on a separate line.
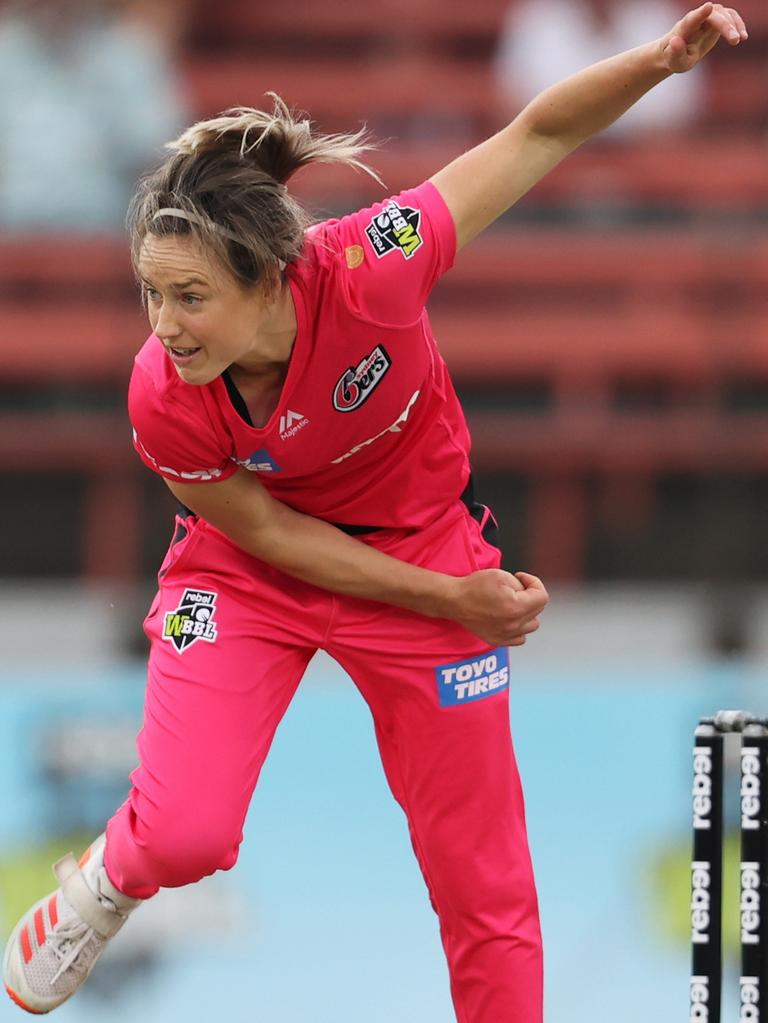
[3, 221, 766, 579]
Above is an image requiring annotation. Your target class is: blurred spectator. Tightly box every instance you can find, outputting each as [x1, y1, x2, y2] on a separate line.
[495, 0, 705, 138]
[0, 0, 188, 232]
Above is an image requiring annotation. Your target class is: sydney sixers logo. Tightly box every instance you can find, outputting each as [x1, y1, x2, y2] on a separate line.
[162, 589, 218, 653]
[332, 345, 391, 412]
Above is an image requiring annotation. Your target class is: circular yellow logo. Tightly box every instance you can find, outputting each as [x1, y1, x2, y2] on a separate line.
[345, 245, 365, 270]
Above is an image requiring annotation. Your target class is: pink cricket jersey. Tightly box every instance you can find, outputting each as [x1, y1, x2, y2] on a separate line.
[129, 181, 473, 530]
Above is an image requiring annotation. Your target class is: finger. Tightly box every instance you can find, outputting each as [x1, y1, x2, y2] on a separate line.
[519, 617, 540, 635]
[511, 597, 549, 625]
[724, 6, 748, 39]
[506, 619, 542, 645]
[499, 570, 526, 592]
[500, 617, 541, 639]
[514, 571, 549, 595]
[707, 5, 743, 42]
[514, 582, 549, 608]
[666, 34, 688, 57]
[664, 34, 689, 71]
[679, 2, 714, 38]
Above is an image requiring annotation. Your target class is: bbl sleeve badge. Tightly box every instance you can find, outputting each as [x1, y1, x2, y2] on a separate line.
[365, 201, 423, 260]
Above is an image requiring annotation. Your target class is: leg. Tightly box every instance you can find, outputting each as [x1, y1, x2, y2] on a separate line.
[106, 517, 328, 897]
[4, 517, 330, 1012]
[328, 505, 543, 1023]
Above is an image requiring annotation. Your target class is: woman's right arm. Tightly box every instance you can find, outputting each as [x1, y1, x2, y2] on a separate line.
[166, 469, 548, 647]
[430, 3, 747, 251]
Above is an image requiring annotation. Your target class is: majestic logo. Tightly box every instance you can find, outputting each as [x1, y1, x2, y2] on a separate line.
[279, 409, 309, 440]
[332, 345, 391, 412]
[690, 976, 709, 1022]
[693, 746, 713, 829]
[331, 390, 419, 464]
[365, 201, 423, 260]
[435, 648, 510, 708]
[163, 589, 218, 653]
[691, 861, 712, 944]
[235, 448, 282, 472]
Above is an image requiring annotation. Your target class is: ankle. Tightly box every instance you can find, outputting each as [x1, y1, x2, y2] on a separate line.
[96, 867, 141, 913]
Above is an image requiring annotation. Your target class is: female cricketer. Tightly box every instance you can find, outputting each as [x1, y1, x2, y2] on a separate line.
[4, 5, 747, 1020]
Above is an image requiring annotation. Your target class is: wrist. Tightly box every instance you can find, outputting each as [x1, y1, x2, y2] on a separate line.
[422, 573, 462, 620]
[647, 37, 675, 78]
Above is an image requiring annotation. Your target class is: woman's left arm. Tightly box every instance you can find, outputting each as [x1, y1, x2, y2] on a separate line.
[430, 3, 747, 250]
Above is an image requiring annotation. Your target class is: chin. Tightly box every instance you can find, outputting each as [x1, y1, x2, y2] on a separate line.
[173, 362, 218, 386]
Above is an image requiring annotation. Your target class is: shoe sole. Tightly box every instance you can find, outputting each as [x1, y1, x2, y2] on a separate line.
[5, 983, 47, 1014]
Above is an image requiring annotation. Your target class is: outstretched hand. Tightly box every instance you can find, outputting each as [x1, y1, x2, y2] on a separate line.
[661, 3, 747, 73]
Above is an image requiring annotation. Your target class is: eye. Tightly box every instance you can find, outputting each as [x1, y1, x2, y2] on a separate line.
[143, 285, 161, 303]
[181, 293, 202, 306]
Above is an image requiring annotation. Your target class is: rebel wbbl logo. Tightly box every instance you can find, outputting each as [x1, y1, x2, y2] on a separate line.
[365, 201, 423, 260]
[333, 345, 391, 412]
[162, 589, 218, 653]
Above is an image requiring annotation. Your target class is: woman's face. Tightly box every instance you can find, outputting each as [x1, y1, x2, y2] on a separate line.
[137, 232, 287, 386]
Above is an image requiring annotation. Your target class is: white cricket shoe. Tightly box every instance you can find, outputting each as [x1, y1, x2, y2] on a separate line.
[3, 834, 141, 1014]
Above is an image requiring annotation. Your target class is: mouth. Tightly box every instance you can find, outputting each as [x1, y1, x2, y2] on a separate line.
[166, 345, 202, 366]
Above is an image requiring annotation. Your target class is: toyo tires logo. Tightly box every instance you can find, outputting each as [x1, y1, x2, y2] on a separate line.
[435, 649, 510, 708]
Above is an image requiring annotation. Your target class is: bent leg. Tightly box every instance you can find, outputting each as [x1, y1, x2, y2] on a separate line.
[105, 520, 329, 898]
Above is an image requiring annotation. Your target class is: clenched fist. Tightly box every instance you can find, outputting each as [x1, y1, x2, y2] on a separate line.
[440, 569, 549, 648]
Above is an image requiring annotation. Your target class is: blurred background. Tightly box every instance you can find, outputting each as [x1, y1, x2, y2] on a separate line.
[0, 0, 766, 1020]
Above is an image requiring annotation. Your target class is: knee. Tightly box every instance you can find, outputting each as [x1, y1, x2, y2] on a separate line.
[137, 815, 241, 888]
[467, 871, 539, 926]
[431, 849, 540, 932]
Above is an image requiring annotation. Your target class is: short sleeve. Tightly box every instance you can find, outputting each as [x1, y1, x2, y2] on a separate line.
[331, 180, 457, 327]
[128, 361, 237, 484]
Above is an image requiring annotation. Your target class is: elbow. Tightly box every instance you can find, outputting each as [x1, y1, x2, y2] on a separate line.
[517, 95, 560, 139]
[516, 98, 582, 153]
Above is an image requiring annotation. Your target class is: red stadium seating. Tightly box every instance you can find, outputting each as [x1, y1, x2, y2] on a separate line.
[181, 54, 499, 135]
[1, 228, 767, 578]
[192, 0, 768, 49]
[0, 238, 144, 576]
[178, 59, 768, 209]
[4, 0, 764, 580]
[190, 0, 511, 47]
[182, 51, 768, 140]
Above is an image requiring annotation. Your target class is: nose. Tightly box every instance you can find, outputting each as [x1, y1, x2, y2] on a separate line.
[154, 300, 182, 341]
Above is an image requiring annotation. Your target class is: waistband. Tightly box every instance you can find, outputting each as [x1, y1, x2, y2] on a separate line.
[175, 475, 494, 543]
[329, 476, 477, 536]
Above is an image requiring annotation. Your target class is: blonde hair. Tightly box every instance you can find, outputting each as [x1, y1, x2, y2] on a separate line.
[128, 94, 381, 292]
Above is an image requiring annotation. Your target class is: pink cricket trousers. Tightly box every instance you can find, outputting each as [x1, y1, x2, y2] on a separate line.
[105, 499, 542, 1023]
